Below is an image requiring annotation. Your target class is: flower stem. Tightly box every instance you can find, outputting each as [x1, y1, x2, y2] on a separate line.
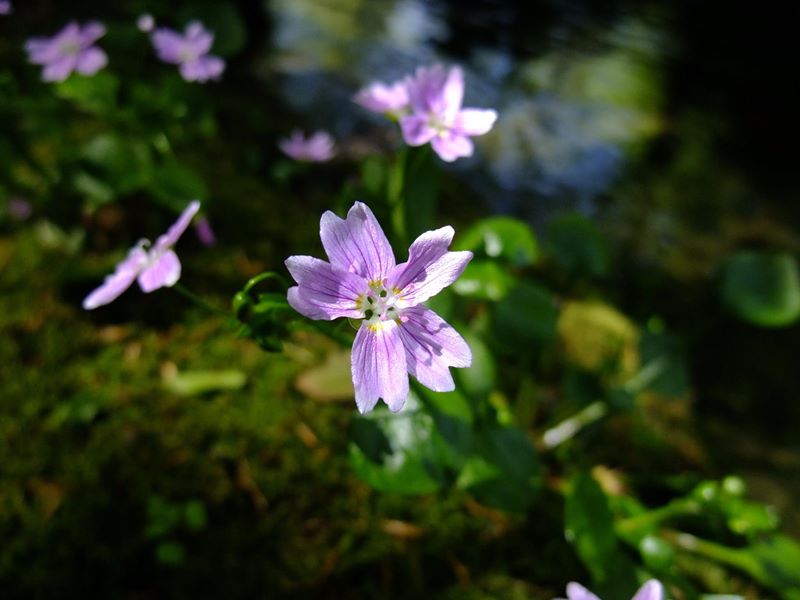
[172, 283, 231, 318]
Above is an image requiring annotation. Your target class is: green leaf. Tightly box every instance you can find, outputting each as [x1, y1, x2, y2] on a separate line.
[149, 163, 208, 208]
[452, 260, 516, 301]
[455, 331, 496, 399]
[491, 281, 558, 350]
[565, 473, 636, 592]
[455, 216, 539, 266]
[156, 541, 186, 566]
[457, 426, 540, 512]
[348, 394, 447, 495]
[55, 72, 119, 114]
[81, 134, 153, 195]
[163, 370, 247, 396]
[721, 251, 800, 327]
[546, 213, 611, 278]
[184, 500, 208, 531]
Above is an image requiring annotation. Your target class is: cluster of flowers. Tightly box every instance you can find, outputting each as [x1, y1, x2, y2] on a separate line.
[24, 17, 225, 83]
[283, 64, 497, 164]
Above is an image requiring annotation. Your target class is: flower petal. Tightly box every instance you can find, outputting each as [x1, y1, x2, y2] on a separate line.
[82, 246, 148, 310]
[441, 65, 465, 121]
[351, 320, 409, 413]
[154, 200, 201, 250]
[566, 583, 601, 600]
[285, 255, 367, 320]
[151, 28, 185, 63]
[320, 202, 396, 281]
[398, 306, 471, 391]
[631, 580, 663, 600]
[79, 22, 106, 46]
[42, 55, 77, 82]
[75, 47, 107, 75]
[138, 249, 181, 292]
[179, 55, 225, 82]
[400, 114, 437, 146]
[453, 108, 497, 136]
[431, 132, 474, 162]
[389, 226, 472, 305]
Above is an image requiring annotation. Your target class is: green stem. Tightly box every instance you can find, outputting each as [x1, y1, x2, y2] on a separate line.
[540, 401, 608, 449]
[616, 498, 701, 537]
[173, 284, 231, 318]
[662, 529, 755, 572]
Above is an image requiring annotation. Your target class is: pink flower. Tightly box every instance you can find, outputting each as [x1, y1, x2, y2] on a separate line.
[285, 202, 473, 413]
[0, 1, 12, 16]
[400, 64, 497, 162]
[83, 201, 200, 310]
[150, 21, 225, 83]
[137, 14, 155, 33]
[354, 79, 409, 116]
[194, 216, 216, 246]
[278, 130, 336, 163]
[25, 21, 108, 83]
[557, 580, 664, 600]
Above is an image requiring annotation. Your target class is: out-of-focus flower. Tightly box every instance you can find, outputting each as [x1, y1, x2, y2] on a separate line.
[278, 130, 336, 163]
[0, 1, 12, 16]
[194, 216, 216, 246]
[354, 80, 409, 116]
[557, 580, 664, 600]
[151, 21, 225, 83]
[83, 201, 200, 310]
[137, 14, 155, 33]
[285, 202, 472, 413]
[25, 21, 108, 83]
[400, 64, 497, 162]
[8, 198, 32, 221]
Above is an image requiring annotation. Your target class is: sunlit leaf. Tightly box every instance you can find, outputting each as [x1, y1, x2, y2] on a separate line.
[452, 260, 515, 301]
[721, 251, 800, 327]
[456, 216, 539, 266]
[163, 370, 247, 396]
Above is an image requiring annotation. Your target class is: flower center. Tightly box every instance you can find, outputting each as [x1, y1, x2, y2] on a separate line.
[61, 41, 80, 56]
[358, 281, 403, 328]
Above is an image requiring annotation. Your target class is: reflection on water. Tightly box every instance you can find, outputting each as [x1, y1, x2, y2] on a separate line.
[267, 0, 666, 214]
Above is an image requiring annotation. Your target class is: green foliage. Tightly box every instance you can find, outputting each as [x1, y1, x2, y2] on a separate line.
[456, 216, 539, 266]
[720, 250, 800, 327]
[546, 213, 611, 278]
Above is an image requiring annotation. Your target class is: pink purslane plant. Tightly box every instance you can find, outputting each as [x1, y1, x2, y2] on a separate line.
[279, 130, 336, 163]
[83, 201, 200, 310]
[354, 79, 409, 117]
[151, 21, 225, 83]
[285, 202, 473, 413]
[355, 65, 497, 162]
[557, 580, 664, 600]
[401, 65, 497, 162]
[25, 22, 108, 82]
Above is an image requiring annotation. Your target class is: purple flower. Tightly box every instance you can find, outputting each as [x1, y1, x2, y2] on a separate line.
[400, 64, 497, 162]
[137, 14, 155, 33]
[557, 580, 663, 600]
[25, 21, 108, 83]
[194, 216, 216, 246]
[151, 21, 225, 83]
[279, 130, 336, 163]
[83, 201, 200, 310]
[354, 79, 410, 116]
[0, 1, 12, 16]
[8, 197, 32, 221]
[285, 202, 473, 413]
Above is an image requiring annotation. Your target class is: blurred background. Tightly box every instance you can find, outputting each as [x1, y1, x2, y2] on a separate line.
[1, 0, 799, 598]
